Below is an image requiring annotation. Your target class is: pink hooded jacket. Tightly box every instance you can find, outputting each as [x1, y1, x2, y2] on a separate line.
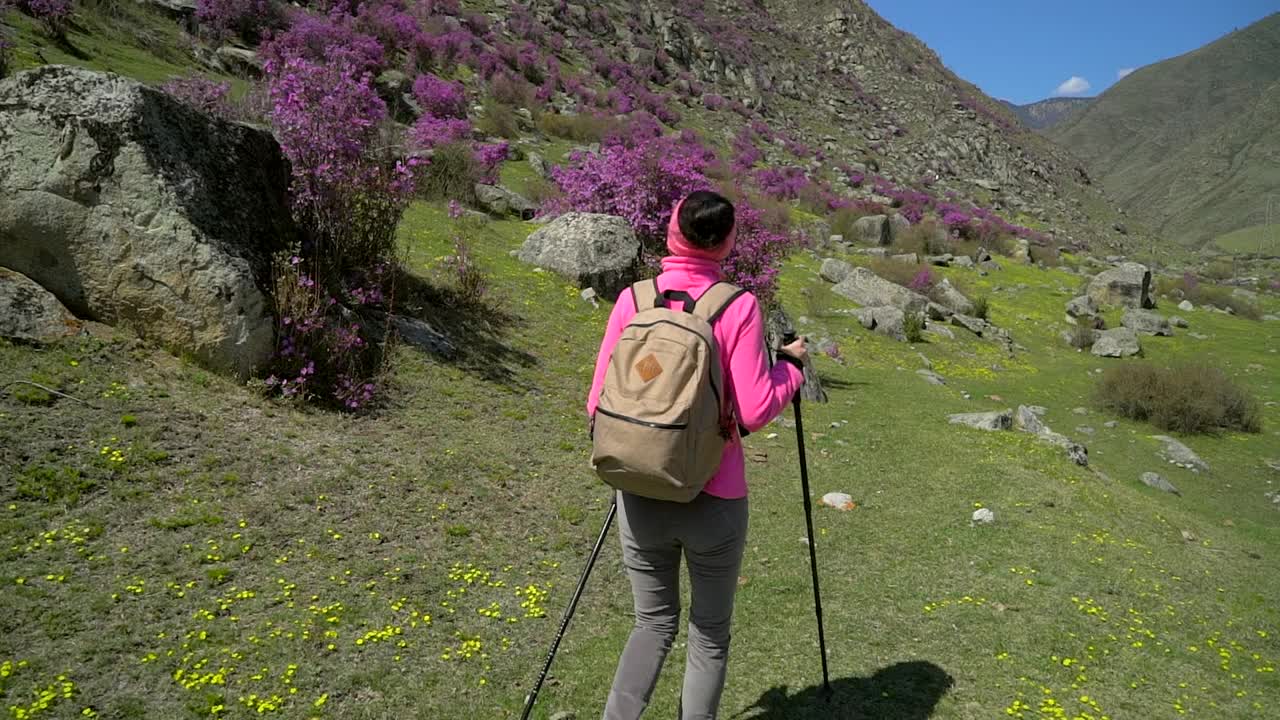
[586, 203, 804, 499]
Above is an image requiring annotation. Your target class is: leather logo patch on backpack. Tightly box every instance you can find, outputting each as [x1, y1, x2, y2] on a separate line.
[635, 353, 664, 383]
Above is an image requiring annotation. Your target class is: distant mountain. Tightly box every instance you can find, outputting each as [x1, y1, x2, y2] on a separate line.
[1049, 13, 1280, 248]
[1002, 98, 1093, 131]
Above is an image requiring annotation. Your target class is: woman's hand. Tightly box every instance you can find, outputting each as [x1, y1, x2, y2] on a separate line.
[781, 336, 809, 365]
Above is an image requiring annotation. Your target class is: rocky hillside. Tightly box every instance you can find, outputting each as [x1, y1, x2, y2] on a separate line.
[1001, 97, 1092, 131]
[1, 0, 1143, 255]
[606, 0, 1127, 249]
[1050, 12, 1280, 248]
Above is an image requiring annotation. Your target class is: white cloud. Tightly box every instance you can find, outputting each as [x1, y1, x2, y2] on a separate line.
[1054, 76, 1092, 96]
[1117, 67, 1136, 80]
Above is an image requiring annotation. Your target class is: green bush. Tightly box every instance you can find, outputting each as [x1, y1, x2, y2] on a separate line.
[477, 99, 521, 139]
[1155, 274, 1261, 320]
[869, 258, 931, 290]
[829, 206, 882, 243]
[903, 312, 925, 343]
[1096, 363, 1262, 434]
[537, 112, 614, 143]
[417, 142, 482, 204]
[972, 295, 990, 320]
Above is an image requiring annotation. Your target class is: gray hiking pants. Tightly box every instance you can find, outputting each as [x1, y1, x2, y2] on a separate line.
[603, 490, 749, 720]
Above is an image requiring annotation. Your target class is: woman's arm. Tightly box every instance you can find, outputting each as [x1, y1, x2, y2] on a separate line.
[724, 296, 804, 432]
[586, 288, 635, 418]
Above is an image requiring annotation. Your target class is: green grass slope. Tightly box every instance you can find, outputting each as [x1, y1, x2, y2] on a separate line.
[1050, 13, 1280, 249]
[1214, 222, 1280, 256]
[4, 2, 205, 84]
[3, 191, 1279, 718]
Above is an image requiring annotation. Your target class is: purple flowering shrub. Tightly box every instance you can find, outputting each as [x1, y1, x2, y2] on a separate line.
[718, 200, 798, 305]
[267, 257, 389, 409]
[754, 166, 810, 201]
[446, 215, 489, 305]
[196, 0, 281, 42]
[18, 0, 71, 37]
[472, 141, 508, 185]
[410, 113, 472, 149]
[907, 268, 935, 292]
[548, 132, 798, 303]
[264, 50, 420, 409]
[161, 75, 234, 118]
[412, 72, 466, 118]
[262, 11, 384, 75]
[546, 134, 714, 244]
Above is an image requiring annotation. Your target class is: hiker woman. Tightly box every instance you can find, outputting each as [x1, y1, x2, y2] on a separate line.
[587, 190, 808, 719]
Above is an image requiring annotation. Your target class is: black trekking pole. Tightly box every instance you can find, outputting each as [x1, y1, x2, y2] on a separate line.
[782, 332, 832, 697]
[520, 495, 618, 720]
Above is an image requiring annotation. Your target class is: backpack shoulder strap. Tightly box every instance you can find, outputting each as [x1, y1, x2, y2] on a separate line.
[631, 279, 660, 312]
[692, 282, 749, 326]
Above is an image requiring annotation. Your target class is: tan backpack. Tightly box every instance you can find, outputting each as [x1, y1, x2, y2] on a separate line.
[591, 279, 748, 502]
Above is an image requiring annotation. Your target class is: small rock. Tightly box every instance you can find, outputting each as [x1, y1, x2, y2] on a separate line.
[550, 712, 577, 720]
[1091, 327, 1142, 357]
[1073, 407, 1089, 415]
[1076, 426, 1095, 435]
[821, 492, 856, 510]
[1180, 530, 1196, 543]
[765, 433, 779, 440]
[1178, 300, 1194, 312]
[1152, 435, 1208, 472]
[1121, 309, 1172, 336]
[971, 508, 995, 525]
[1014, 405, 1044, 434]
[1170, 316, 1188, 328]
[1104, 421, 1118, 428]
[948, 409, 1013, 431]
[917, 369, 946, 386]
[1065, 442, 1089, 467]
[1141, 472, 1181, 495]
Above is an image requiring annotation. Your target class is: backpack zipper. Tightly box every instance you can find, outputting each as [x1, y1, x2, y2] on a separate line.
[596, 406, 689, 430]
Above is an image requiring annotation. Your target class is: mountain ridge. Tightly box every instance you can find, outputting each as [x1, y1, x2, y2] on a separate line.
[1049, 12, 1280, 247]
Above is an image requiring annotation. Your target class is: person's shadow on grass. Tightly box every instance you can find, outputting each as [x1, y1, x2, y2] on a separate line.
[734, 660, 953, 719]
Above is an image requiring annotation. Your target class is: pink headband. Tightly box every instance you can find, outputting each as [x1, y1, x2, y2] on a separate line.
[666, 197, 737, 261]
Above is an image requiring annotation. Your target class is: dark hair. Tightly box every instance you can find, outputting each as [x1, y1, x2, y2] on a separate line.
[678, 191, 735, 249]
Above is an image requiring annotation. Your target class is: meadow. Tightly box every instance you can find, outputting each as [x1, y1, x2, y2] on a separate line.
[3, 194, 1278, 719]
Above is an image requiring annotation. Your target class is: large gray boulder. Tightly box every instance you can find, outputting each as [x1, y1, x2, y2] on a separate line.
[832, 267, 929, 314]
[1091, 327, 1142, 357]
[474, 183, 538, 220]
[819, 258, 853, 284]
[1121, 309, 1172, 336]
[1065, 295, 1097, 322]
[928, 278, 974, 316]
[852, 305, 906, 341]
[518, 213, 639, 299]
[1088, 262, 1153, 309]
[0, 66, 296, 377]
[852, 214, 891, 245]
[0, 267, 82, 343]
[887, 213, 910, 243]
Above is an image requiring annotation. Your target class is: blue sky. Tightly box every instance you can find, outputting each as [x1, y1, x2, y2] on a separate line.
[862, 0, 1280, 105]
